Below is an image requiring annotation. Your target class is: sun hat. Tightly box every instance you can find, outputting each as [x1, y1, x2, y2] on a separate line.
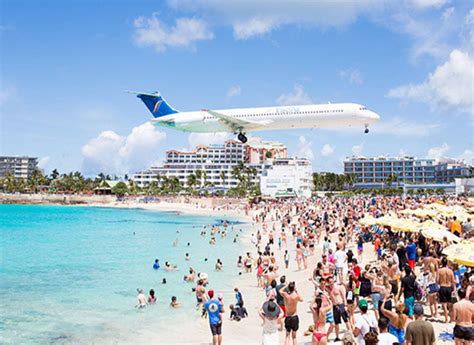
[262, 300, 280, 318]
[358, 299, 368, 308]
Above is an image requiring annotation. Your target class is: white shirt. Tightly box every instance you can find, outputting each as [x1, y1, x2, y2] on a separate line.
[377, 332, 399, 345]
[354, 311, 377, 345]
[334, 250, 346, 268]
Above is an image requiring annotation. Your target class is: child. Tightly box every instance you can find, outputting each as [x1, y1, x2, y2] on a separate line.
[170, 296, 180, 308]
[284, 250, 289, 269]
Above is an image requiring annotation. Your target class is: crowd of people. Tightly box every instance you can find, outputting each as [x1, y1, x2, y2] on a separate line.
[137, 195, 474, 345]
[245, 195, 473, 345]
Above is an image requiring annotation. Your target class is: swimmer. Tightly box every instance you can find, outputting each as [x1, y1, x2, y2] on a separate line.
[170, 296, 181, 308]
[148, 289, 156, 304]
[184, 267, 196, 282]
[187, 242, 190, 246]
[153, 259, 160, 270]
[162, 278, 167, 284]
[185, 253, 190, 261]
[215, 259, 223, 271]
[164, 261, 178, 271]
[136, 288, 147, 308]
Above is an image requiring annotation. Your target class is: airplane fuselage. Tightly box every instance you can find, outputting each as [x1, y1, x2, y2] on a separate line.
[152, 102, 379, 133]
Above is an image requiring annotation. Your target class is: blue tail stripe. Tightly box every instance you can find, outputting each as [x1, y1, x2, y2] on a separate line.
[137, 93, 178, 118]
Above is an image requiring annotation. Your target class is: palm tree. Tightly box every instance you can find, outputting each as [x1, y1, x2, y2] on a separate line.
[2, 171, 17, 193]
[187, 173, 197, 192]
[219, 171, 226, 188]
[28, 168, 47, 193]
[195, 170, 203, 189]
[51, 168, 60, 180]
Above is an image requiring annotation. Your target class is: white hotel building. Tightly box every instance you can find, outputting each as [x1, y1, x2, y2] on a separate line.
[260, 158, 313, 198]
[132, 138, 289, 190]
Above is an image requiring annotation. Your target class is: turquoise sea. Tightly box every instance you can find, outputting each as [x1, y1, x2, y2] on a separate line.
[0, 204, 246, 344]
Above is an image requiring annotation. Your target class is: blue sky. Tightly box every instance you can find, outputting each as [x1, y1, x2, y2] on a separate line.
[1, 0, 473, 176]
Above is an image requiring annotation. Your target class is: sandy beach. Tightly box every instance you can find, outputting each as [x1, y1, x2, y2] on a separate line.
[111, 203, 457, 345]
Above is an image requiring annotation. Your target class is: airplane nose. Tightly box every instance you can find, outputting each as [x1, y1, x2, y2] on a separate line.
[367, 111, 380, 122]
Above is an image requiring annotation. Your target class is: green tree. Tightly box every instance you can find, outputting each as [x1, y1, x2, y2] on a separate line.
[219, 171, 226, 189]
[28, 168, 48, 193]
[50, 169, 60, 180]
[112, 182, 129, 196]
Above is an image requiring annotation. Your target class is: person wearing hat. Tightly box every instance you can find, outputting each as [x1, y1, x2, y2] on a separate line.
[405, 303, 435, 345]
[203, 289, 224, 345]
[353, 299, 377, 345]
[259, 300, 282, 345]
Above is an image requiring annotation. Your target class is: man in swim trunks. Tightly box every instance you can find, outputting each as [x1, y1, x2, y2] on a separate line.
[280, 281, 303, 345]
[453, 288, 474, 345]
[326, 276, 352, 342]
[437, 257, 456, 323]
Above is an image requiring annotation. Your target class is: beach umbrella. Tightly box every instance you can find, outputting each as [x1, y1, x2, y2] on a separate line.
[392, 218, 421, 233]
[358, 216, 378, 226]
[421, 219, 447, 231]
[401, 208, 438, 219]
[421, 227, 460, 243]
[442, 241, 474, 267]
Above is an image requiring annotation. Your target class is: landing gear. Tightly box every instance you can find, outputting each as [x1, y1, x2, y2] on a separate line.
[364, 125, 369, 134]
[237, 132, 248, 143]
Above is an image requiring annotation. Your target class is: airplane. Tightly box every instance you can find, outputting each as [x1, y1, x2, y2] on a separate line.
[131, 91, 380, 143]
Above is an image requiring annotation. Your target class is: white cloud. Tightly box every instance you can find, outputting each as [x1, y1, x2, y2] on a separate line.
[168, 0, 386, 40]
[411, 0, 448, 8]
[133, 14, 214, 52]
[427, 142, 450, 160]
[321, 144, 335, 157]
[296, 136, 314, 160]
[372, 117, 440, 136]
[188, 133, 232, 149]
[38, 156, 51, 171]
[387, 50, 474, 114]
[338, 68, 364, 85]
[233, 17, 276, 40]
[465, 9, 474, 45]
[81, 122, 166, 175]
[459, 149, 474, 164]
[226, 85, 241, 99]
[352, 144, 364, 156]
[0, 83, 15, 107]
[276, 84, 312, 106]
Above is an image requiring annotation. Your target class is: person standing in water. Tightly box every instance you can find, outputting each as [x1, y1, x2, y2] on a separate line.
[204, 289, 224, 345]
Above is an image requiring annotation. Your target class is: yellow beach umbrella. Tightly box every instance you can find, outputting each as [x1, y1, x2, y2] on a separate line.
[421, 227, 460, 243]
[442, 241, 474, 267]
[358, 216, 378, 226]
[421, 219, 447, 231]
[401, 208, 438, 219]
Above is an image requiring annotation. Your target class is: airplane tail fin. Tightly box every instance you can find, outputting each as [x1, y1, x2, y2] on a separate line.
[129, 91, 179, 118]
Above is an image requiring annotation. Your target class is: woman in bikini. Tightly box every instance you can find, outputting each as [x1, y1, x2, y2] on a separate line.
[380, 297, 408, 344]
[310, 291, 333, 345]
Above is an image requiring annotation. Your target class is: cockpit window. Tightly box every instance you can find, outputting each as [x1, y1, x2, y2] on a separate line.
[359, 107, 368, 110]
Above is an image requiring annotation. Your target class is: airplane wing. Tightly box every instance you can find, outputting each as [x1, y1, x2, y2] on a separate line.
[203, 109, 272, 132]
